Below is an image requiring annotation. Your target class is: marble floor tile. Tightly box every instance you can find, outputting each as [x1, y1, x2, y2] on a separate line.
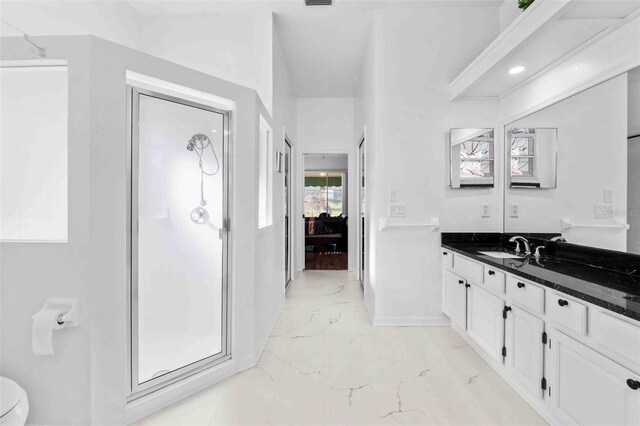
[136, 271, 547, 426]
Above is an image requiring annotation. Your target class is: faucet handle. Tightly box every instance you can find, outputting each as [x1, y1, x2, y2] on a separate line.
[534, 246, 545, 258]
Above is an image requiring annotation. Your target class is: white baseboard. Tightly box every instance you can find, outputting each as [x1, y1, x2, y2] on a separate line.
[125, 359, 237, 424]
[372, 315, 451, 327]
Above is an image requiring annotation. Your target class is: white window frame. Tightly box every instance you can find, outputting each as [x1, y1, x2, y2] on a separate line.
[258, 115, 273, 228]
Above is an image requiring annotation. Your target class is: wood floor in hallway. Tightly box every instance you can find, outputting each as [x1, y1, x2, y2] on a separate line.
[136, 271, 546, 425]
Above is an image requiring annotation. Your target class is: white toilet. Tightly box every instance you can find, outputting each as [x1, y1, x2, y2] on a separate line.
[0, 377, 29, 425]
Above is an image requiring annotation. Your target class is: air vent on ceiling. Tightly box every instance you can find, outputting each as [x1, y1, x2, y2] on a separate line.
[305, 0, 333, 6]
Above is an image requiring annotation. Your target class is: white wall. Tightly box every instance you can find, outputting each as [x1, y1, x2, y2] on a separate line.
[355, 6, 500, 325]
[499, 0, 522, 33]
[251, 26, 297, 360]
[296, 98, 355, 151]
[0, 1, 140, 49]
[354, 21, 377, 317]
[295, 98, 357, 271]
[505, 75, 628, 251]
[137, 11, 274, 114]
[0, 2, 274, 113]
[304, 154, 348, 171]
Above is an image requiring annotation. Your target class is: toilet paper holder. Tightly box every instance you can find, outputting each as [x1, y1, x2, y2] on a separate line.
[36, 298, 79, 328]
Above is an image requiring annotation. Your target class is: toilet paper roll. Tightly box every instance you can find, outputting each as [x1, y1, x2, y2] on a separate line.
[32, 309, 65, 356]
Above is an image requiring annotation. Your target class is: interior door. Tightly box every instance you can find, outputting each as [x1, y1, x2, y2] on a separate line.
[358, 137, 365, 287]
[284, 139, 292, 288]
[130, 87, 230, 397]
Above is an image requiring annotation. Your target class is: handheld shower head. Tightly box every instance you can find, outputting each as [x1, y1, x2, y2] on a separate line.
[187, 134, 210, 151]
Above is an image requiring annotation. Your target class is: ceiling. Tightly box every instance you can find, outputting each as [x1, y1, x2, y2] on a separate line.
[127, 0, 502, 97]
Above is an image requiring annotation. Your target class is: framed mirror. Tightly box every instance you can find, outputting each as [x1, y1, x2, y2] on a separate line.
[450, 128, 495, 188]
[504, 71, 633, 253]
[507, 127, 557, 188]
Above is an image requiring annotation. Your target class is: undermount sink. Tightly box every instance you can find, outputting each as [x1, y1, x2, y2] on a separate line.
[478, 251, 523, 259]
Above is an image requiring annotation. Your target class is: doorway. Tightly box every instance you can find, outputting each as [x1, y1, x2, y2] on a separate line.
[284, 138, 293, 288]
[303, 154, 349, 270]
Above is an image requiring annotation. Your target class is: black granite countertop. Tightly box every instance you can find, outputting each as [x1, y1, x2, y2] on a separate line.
[441, 233, 640, 322]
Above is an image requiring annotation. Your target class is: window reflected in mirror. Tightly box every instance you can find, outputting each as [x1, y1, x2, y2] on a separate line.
[508, 127, 557, 189]
[450, 128, 494, 188]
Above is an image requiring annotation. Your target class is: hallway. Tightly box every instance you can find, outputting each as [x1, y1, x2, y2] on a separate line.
[138, 271, 545, 425]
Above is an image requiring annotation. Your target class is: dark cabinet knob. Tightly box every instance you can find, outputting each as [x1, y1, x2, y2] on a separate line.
[558, 299, 569, 307]
[488, 270, 495, 276]
[443, 251, 448, 256]
[517, 282, 526, 289]
[627, 379, 640, 390]
[465, 283, 471, 288]
[458, 280, 464, 285]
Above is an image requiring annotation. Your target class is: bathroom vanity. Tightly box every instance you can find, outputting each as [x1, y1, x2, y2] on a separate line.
[441, 233, 640, 425]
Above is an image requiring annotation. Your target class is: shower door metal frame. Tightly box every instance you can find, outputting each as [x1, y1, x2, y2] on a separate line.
[126, 86, 231, 401]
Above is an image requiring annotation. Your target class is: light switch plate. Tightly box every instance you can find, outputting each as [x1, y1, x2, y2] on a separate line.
[389, 190, 398, 202]
[603, 189, 614, 203]
[594, 204, 614, 218]
[389, 203, 406, 217]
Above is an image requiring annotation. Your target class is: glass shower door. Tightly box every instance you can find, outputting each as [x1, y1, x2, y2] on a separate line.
[130, 88, 229, 395]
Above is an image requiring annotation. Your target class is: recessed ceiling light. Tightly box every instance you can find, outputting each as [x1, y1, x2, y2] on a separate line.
[509, 66, 525, 75]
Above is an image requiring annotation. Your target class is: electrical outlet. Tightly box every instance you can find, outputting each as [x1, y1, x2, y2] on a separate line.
[603, 189, 614, 203]
[481, 204, 490, 218]
[389, 203, 407, 217]
[594, 204, 614, 218]
[510, 204, 519, 218]
[389, 190, 398, 202]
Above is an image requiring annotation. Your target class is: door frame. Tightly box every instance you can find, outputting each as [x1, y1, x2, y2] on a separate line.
[284, 136, 293, 288]
[126, 86, 232, 401]
[298, 148, 356, 272]
[357, 134, 365, 286]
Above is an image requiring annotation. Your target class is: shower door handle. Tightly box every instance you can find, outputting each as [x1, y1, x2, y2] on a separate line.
[219, 219, 229, 240]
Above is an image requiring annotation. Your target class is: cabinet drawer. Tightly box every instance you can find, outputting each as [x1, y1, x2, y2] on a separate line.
[506, 276, 544, 314]
[590, 310, 640, 371]
[546, 291, 587, 335]
[453, 255, 484, 283]
[442, 249, 453, 269]
[483, 267, 505, 294]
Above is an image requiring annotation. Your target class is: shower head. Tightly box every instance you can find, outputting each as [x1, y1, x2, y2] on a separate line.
[187, 133, 210, 151]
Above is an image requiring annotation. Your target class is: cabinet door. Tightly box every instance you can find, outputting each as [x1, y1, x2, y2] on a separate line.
[467, 284, 504, 361]
[548, 330, 640, 425]
[505, 305, 544, 399]
[443, 269, 467, 329]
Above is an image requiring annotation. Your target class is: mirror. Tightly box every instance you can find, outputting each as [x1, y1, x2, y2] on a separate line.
[507, 127, 557, 189]
[450, 128, 495, 188]
[504, 68, 637, 254]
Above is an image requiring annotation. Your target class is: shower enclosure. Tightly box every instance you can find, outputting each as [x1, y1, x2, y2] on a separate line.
[128, 87, 230, 397]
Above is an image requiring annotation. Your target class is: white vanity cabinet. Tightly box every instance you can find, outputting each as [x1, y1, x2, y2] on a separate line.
[547, 329, 640, 425]
[443, 269, 467, 329]
[504, 305, 545, 400]
[467, 284, 504, 362]
[441, 249, 640, 425]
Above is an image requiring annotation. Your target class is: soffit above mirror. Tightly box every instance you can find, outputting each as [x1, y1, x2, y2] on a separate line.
[450, 0, 640, 100]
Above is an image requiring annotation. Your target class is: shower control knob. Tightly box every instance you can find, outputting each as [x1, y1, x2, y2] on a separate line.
[190, 207, 209, 225]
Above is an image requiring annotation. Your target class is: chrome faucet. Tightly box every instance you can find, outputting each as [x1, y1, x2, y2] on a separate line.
[509, 236, 531, 255]
[534, 245, 545, 258]
[551, 236, 567, 243]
